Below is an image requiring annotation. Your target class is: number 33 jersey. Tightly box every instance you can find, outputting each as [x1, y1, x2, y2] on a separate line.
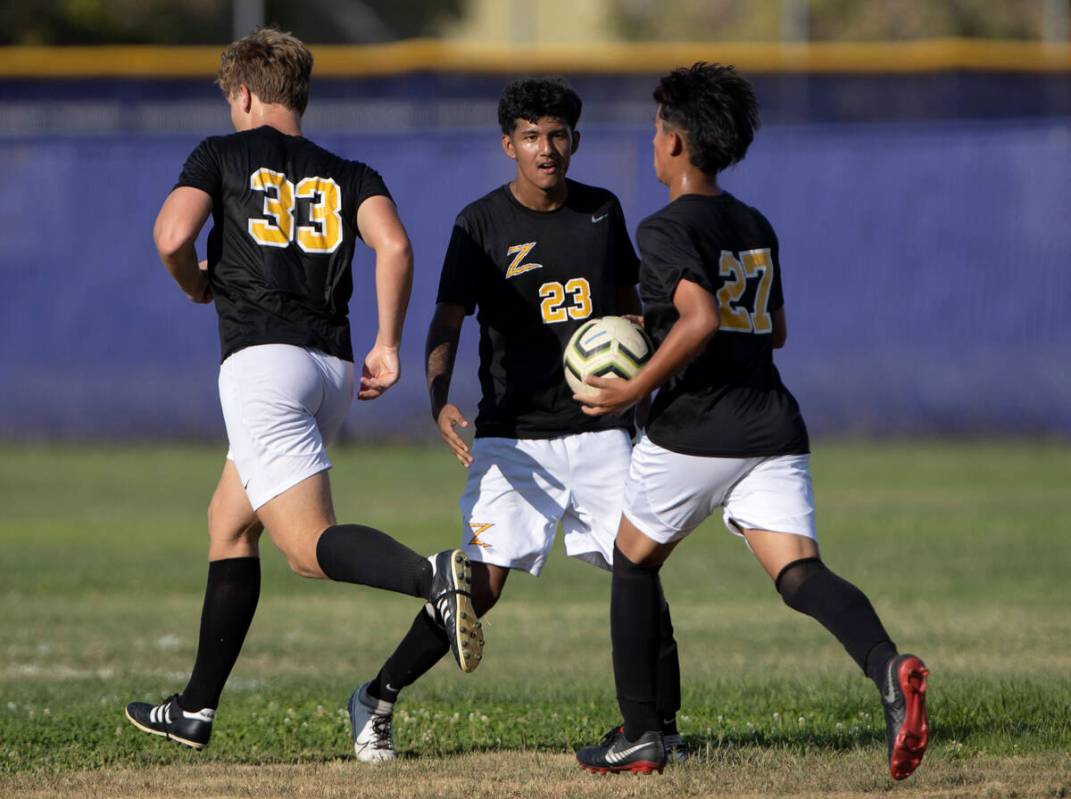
[437, 180, 639, 439]
[175, 125, 392, 363]
[638, 192, 810, 458]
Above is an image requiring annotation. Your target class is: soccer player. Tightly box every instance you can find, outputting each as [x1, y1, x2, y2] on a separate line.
[123, 28, 481, 751]
[345, 77, 685, 762]
[574, 63, 929, 780]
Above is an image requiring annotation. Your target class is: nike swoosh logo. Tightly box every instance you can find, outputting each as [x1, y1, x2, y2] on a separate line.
[883, 676, 899, 704]
[591, 213, 609, 223]
[385, 683, 397, 692]
[607, 741, 652, 761]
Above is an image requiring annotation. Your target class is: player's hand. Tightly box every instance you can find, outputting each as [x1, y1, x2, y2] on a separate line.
[358, 344, 400, 401]
[622, 314, 645, 328]
[436, 403, 473, 467]
[575, 375, 641, 417]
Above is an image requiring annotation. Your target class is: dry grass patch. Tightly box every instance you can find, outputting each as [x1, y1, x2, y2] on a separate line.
[4, 750, 1070, 799]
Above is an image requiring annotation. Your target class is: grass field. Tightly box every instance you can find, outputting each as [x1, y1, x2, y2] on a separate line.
[1, 440, 1069, 798]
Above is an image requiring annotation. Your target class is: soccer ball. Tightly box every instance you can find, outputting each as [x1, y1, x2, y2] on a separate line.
[563, 316, 653, 400]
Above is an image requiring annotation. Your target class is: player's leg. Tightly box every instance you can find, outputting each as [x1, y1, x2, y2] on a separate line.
[730, 454, 928, 780]
[350, 437, 565, 760]
[366, 560, 509, 703]
[578, 435, 734, 774]
[351, 562, 509, 761]
[561, 429, 685, 756]
[124, 459, 263, 750]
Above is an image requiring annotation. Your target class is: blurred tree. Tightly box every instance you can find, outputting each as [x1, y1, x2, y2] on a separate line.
[611, 0, 1057, 41]
[0, 0, 468, 45]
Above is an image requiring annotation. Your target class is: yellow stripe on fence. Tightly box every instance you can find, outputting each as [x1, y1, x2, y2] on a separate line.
[1, 38, 1069, 78]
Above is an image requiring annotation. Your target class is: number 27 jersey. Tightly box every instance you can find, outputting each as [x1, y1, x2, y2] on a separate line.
[437, 180, 639, 439]
[175, 125, 392, 363]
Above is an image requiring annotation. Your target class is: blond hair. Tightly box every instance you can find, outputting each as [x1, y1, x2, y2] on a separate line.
[216, 27, 313, 114]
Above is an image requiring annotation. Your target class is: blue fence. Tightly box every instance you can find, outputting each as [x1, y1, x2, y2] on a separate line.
[1, 99, 1069, 440]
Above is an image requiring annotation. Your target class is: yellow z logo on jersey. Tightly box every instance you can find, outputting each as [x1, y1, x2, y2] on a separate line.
[505, 242, 542, 278]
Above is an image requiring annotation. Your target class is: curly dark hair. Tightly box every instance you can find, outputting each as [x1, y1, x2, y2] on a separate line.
[497, 77, 582, 134]
[653, 62, 759, 174]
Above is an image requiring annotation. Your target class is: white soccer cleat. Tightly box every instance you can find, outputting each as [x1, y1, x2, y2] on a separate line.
[348, 682, 396, 762]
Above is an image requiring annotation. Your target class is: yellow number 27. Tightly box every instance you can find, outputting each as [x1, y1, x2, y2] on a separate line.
[716, 248, 774, 334]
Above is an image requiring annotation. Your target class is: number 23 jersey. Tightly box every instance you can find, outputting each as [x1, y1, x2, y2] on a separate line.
[175, 125, 392, 363]
[639, 192, 809, 458]
[437, 180, 639, 439]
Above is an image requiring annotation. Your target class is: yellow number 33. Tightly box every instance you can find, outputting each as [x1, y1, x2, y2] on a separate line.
[248, 168, 343, 254]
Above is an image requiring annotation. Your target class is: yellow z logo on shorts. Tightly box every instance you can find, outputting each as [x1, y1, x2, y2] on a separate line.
[468, 522, 494, 549]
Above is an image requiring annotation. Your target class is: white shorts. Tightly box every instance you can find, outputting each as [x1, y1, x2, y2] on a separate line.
[459, 429, 632, 576]
[623, 435, 817, 545]
[218, 344, 354, 510]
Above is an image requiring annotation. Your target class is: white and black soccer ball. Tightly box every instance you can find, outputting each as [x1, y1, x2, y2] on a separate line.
[564, 316, 653, 401]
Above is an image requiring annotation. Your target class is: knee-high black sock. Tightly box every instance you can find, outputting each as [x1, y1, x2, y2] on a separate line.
[611, 544, 663, 741]
[656, 597, 682, 731]
[367, 607, 450, 704]
[315, 524, 432, 598]
[178, 557, 260, 712]
[776, 557, 897, 689]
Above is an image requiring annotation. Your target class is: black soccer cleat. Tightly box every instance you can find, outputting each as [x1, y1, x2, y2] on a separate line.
[880, 653, 929, 780]
[124, 694, 214, 750]
[577, 727, 666, 775]
[428, 549, 483, 673]
[600, 723, 687, 763]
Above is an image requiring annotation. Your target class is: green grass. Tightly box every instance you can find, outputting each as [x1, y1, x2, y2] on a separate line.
[1, 440, 1070, 793]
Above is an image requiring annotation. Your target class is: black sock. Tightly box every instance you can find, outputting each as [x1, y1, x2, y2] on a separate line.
[315, 524, 432, 598]
[178, 557, 260, 712]
[656, 597, 682, 734]
[864, 639, 900, 688]
[776, 557, 897, 688]
[611, 544, 663, 741]
[367, 607, 450, 703]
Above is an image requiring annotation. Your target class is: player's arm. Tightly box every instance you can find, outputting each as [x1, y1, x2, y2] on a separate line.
[426, 302, 472, 467]
[772, 307, 787, 349]
[579, 279, 718, 416]
[355, 195, 414, 401]
[153, 187, 213, 304]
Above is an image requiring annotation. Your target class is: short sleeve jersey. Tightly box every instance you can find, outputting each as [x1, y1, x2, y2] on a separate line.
[175, 125, 392, 363]
[638, 192, 809, 457]
[437, 180, 639, 439]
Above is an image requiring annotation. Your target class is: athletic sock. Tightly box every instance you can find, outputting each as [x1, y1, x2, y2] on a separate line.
[656, 597, 682, 732]
[863, 639, 900, 689]
[611, 544, 663, 741]
[367, 606, 450, 704]
[315, 524, 432, 598]
[178, 557, 260, 712]
[776, 557, 897, 685]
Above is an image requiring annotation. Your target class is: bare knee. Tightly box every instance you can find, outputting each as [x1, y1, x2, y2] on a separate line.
[207, 505, 261, 560]
[285, 554, 325, 580]
[276, 528, 327, 580]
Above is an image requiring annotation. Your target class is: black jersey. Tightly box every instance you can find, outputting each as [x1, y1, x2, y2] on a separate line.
[639, 192, 809, 457]
[175, 125, 391, 363]
[437, 180, 639, 439]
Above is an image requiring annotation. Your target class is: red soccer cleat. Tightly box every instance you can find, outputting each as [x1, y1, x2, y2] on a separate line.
[880, 654, 930, 780]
